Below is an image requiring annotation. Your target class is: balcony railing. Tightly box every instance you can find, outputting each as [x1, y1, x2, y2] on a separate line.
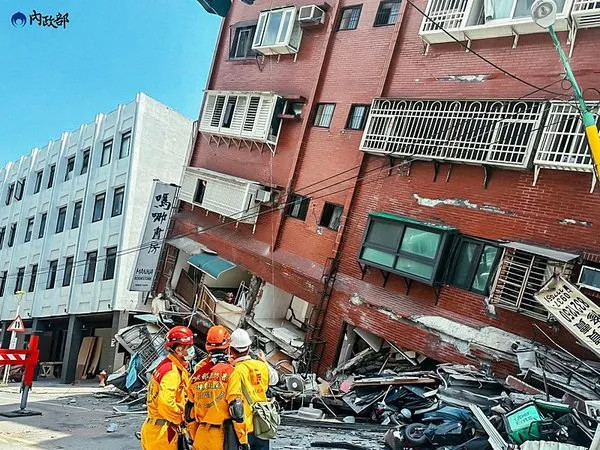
[572, 0, 600, 28]
[360, 99, 545, 169]
[199, 91, 284, 153]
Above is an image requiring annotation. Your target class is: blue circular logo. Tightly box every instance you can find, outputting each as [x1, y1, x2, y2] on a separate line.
[11, 12, 27, 28]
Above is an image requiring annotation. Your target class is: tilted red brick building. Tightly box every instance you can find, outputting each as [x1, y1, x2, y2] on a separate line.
[160, 0, 600, 376]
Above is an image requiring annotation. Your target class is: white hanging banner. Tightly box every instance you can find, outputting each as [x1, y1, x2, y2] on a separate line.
[534, 275, 600, 359]
[129, 181, 178, 292]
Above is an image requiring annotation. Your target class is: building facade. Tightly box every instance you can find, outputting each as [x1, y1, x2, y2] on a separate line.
[160, 0, 600, 376]
[0, 93, 192, 382]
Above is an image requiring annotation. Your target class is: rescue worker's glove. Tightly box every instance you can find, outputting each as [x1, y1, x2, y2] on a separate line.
[229, 398, 245, 423]
[184, 400, 195, 423]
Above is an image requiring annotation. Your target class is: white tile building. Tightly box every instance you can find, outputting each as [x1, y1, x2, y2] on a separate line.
[0, 93, 192, 382]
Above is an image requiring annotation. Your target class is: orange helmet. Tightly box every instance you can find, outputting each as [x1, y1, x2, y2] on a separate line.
[205, 325, 230, 352]
[165, 326, 194, 349]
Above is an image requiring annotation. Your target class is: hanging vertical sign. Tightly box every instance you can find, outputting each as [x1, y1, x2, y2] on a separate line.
[129, 181, 178, 292]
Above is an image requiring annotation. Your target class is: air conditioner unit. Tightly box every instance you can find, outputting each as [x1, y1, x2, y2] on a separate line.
[298, 5, 325, 26]
[256, 189, 272, 203]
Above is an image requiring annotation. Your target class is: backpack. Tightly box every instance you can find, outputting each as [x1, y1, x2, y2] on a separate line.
[241, 382, 280, 440]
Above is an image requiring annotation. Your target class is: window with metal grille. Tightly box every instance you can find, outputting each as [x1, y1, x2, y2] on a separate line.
[313, 103, 336, 128]
[319, 203, 343, 231]
[230, 23, 257, 59]
[285, 194, 310, 220]
[421, 0, 468, 32]
[448, 236, 500, 295]
[346, 104, 370, 130]
[83, 251, 97, 283]
[535, 101, 598, 171]
[361, 99, 544, 168]
[101, 140, 113, 167]
[489, 247, 575, 320]
[338, 5, 362, 30]
[374, 0, 401, 26]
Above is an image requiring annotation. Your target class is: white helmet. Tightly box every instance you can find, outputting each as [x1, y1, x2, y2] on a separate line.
[230, 329, 252, 351]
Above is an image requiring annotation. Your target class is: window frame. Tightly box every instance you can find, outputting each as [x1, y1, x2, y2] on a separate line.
[358, 214, 454, 285]
[92, 193, 106, 223]
[111, 186, 125, 217]
[103, 246, 118, 280]
[346, 104, 371, 130]
[38, 213, 47, 238]
[119, 131, 132, 159]
[319, 202, 344, 231]
[313, 103, 336, 128]
[101, 140, 113, 167]
[578, 265, 600, 293]
[56, 206, 67, 234]
[28, 264, 38, 292]
[47, 164, 56, 189]
[7, 223, 16, 247]
[374, 0, 402, 26]
[63, 256, 74, 287]
[338, 5, 363, 30]
[284, 194, 310, 221]
[0, 226, 4, 249]
[230, 21, 258, 60]
[0, 271, 6, 297]
[47, 260, 58, 289]
[64, 156, 75, 181]
[34, 170, 43, 194]
[5, 183, 14, 205]
[15, 267, 25, 294]
[72, 201, 83, 229]
[252, 7, 297, 50]
[83, 251, 98, 283]
[447, 236, 501, 295]
[24, 217, 34, 243]
[193, 179, 207, 204]
[14, 179, 25, 201]
[81, 149, 90, 175]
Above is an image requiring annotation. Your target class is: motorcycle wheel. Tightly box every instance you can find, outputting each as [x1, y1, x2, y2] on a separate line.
[404, 423, 428, 446]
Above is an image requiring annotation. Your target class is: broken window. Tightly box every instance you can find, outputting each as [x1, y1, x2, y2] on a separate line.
[489, 244, 577, 320]
[319, 202, 343, 231]
[448, 236, 500, 295]
[285, 194, 310, 220]
[230, 23, 257, 59]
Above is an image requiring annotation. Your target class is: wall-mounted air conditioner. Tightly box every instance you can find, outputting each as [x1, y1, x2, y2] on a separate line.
[298, 5, 326, 26]
[256, 189, 272, 203]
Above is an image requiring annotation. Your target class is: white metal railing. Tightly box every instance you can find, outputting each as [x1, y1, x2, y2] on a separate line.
[360, 99, 545, 168]
[573, 0, 600, 12]
[534, 101, 598, 171]
[421, 0, 468, 31]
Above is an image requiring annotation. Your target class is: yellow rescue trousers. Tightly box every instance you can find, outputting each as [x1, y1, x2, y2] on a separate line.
[193, 423, 225, 450]
[140, 420, 179, 450]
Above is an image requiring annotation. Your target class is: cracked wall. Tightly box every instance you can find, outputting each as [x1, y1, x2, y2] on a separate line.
[413, 193, 514, 215]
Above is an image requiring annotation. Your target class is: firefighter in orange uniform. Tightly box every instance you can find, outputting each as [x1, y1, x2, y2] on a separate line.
[140, 325, 194, 450]
[187, 325, 248, 450]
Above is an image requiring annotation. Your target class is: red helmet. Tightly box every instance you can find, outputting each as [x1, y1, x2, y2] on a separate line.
[205, 325, 230, 352]
[165, 326, 194, 348]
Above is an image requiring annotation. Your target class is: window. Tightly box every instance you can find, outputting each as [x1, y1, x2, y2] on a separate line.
[63, 256, 74, 287]
[222, 97, 238, 128]
[47, 164, 55, 189]
[119, 132, 131, 159]
[252, 7, 301, 54]
[359, 213, 454, 284]
[0, 227, 4, 249]
[7, 223, 16, 247]
[14, 179, 25, 201]
[56, 206, 67, 233]
[92, 193, 105, 222]
[112, 187, 125, 217]
[24, 217, 34, 243]
[319, 203, 343, 231]
[0, 271, 6, 297]
[448, 237, 500, 295]
[346, 105, 370, 130]
[83, 251, 97, 283]
[338, 5, 362, 30]
[34, 170, 43, 194]
[47, 260, 58, 289]
[72, 201, 83, 229]
[194, 180, 206, 204]
[313, 103, 336, 128]
[5, 183, 14, 205]
[579, 266, 600, 293]
[14, 267, 25, 293]
[28, 264, 38, 292]
[374, 0, 401, 26]
[285, 194, 310, 220]
[38, 213, 47, 238]
[103, 246, 118, 280]
[81, 149, 90, 175]
[230, 24, 257, 59]
[65, 156, 75, 181]
[101, 140, 113, 167]
[489, 244, 577, 320]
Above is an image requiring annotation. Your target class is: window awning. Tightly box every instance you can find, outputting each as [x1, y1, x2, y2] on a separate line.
[167, 236, 207, 255]
[501, 242, 579, 262]
[370, 212, 456, 231]
[188, 253, 236, 279]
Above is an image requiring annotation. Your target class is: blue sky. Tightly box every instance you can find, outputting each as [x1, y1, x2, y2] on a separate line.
[0, 0, 222, 166]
